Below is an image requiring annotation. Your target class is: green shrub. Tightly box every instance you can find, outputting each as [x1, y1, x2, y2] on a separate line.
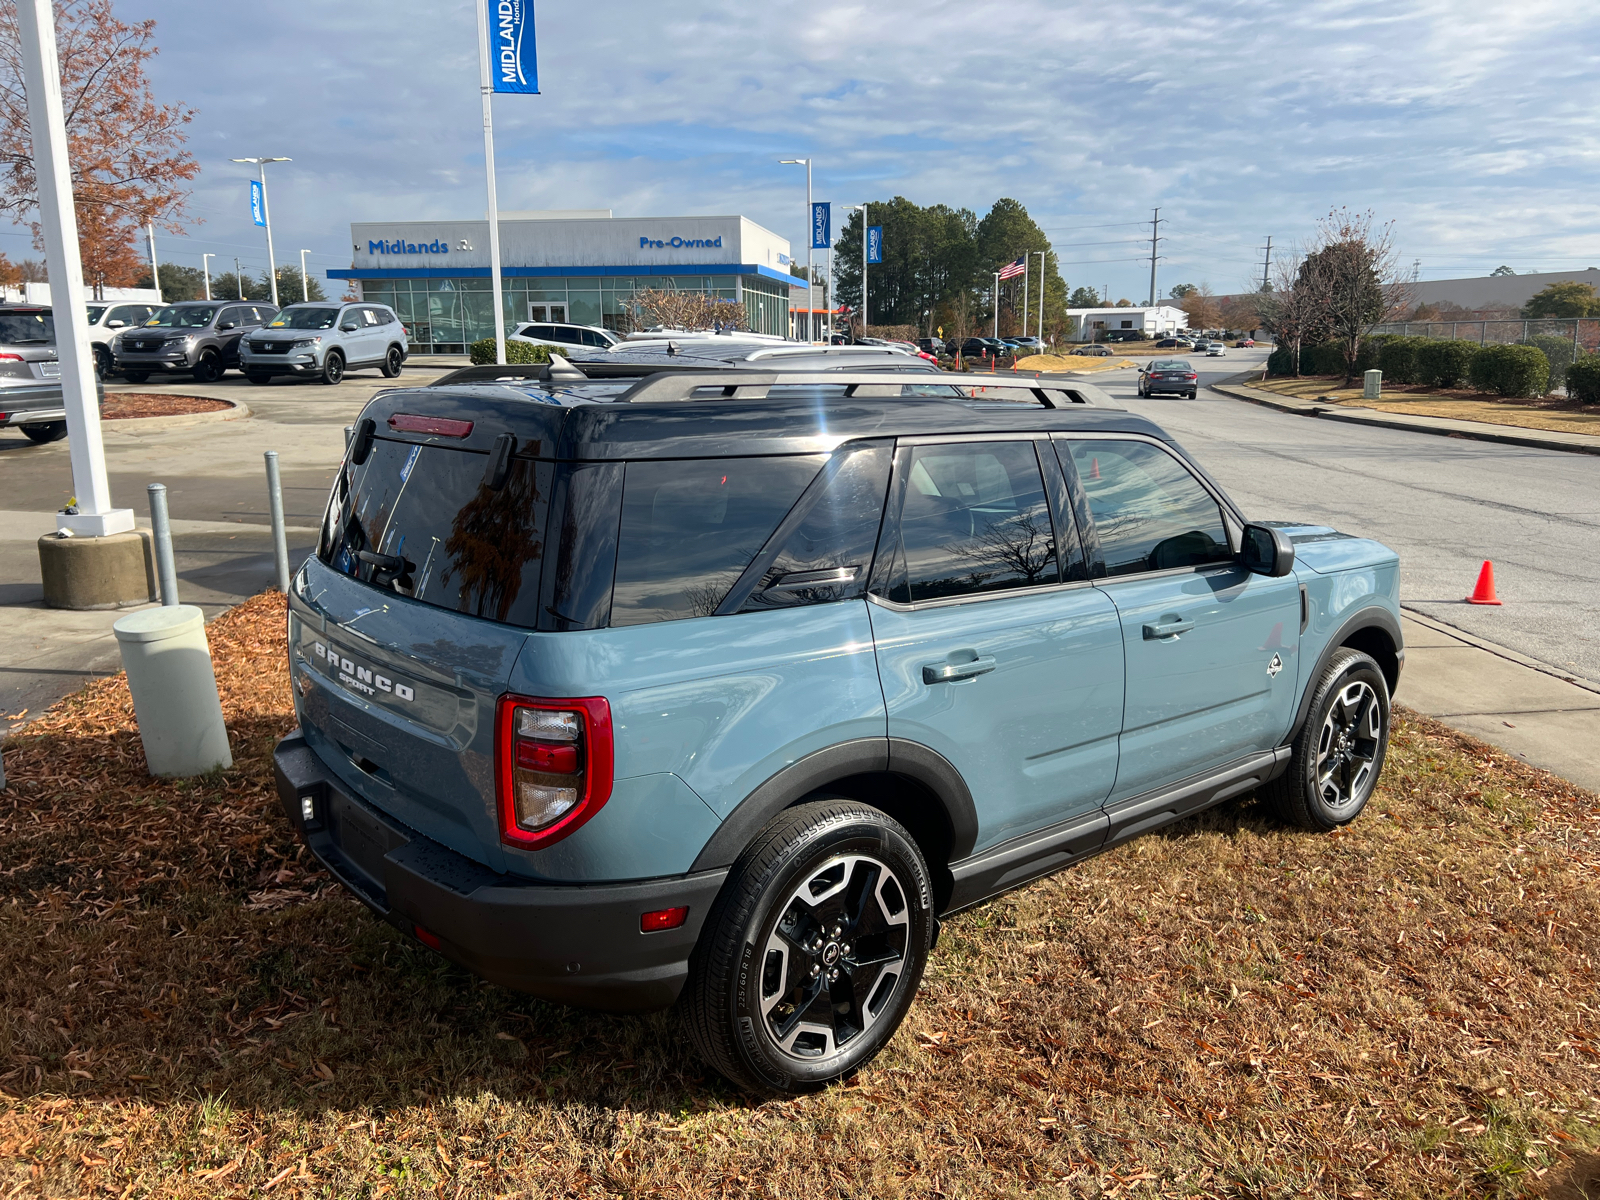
[1266, 345, 1297, 376]
[1414, 339, 1480, 388]
[1526, 333, 1575, 393]
[1377, 336, 1427, 385]
[1564, 354, 1600, 403]
[1354, 335, 1394, 375]
[1305, 342, 1346, 376]
[1468, 343, 1549, 398]
[468, 338, 553, 366]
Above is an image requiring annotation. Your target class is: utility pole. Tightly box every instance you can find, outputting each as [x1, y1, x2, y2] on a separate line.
[233, 257, 244, 299]
[1259, 235, 1273, 291]
[146, 223, 161, 303]
[1147, 207, 1163, 307]
[201, 253, 214, 301]
[299, 249, 311, 302]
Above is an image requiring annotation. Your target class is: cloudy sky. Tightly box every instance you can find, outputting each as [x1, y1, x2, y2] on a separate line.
[12, 0, 1600, 301]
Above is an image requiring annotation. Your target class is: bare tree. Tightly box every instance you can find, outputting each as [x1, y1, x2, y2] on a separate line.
[623, 287, 747, 332]
[1257, 249, 1332, 378]
[1179, 284, 1220, 331]
[1305, 208, 1413, 385]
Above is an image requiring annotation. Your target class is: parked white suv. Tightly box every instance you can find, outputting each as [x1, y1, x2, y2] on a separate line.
[239, 302, 408, 385]
[508, 321, 620, 354]
[85, 300, 159, 378]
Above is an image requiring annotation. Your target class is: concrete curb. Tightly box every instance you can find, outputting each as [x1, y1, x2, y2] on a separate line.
[1211, 380, 1600, 456]
[1401, 607, 1600, 698]
[105, 400, 251, 430]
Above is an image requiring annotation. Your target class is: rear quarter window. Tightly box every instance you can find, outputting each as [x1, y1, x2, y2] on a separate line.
[609, 455, 826, 625]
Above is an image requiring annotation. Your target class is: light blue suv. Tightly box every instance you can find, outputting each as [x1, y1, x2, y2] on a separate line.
[240, 302, 408, 385]
[273, 359, 1402, 1095]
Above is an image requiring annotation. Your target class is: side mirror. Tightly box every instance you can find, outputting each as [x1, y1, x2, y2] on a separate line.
[1239, 523, 1295, 577]
[219, 321, 237, 330]
[107, 319, 126, 328]
[340, 321, 359, 332]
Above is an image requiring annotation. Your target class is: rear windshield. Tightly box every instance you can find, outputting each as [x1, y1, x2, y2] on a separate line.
[318, 439, 553, 625]
[0, 311, 54, 343]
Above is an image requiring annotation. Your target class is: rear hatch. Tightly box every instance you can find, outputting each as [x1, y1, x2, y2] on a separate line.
[0, 308, 59, 387]
[289, 391, 566, 874]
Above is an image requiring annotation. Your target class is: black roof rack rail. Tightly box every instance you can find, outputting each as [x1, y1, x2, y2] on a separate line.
[613, 370, 1121, 409]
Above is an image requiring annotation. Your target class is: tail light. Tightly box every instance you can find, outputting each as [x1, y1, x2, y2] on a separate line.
[1186, 373, 1197, 381]
[0, 353, 22, 362]
[496, 694, 614, 850]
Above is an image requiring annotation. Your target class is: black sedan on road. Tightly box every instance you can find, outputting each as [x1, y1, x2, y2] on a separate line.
[1138, 358, 1199, 398]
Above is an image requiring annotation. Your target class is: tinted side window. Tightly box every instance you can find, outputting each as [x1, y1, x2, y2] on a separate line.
[217, 306, 243, 327]
[737, 444, 892, 612]
[890, 441, 1059, 603]
[540, 462, 623, 632]
[610, 456, 826, 626]
[1064, 439, 1230, 577]
[361, 307, 382, 326]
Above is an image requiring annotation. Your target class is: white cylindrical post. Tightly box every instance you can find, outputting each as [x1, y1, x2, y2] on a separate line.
[146, 223, 162, 302]
[202, 253, 214, 301]
[861, 203, 868, 340]
[259, 163, 279, 307]
[15, 0, 133, 538]
[475, 0, 507, 365]
[299, 249, 310, 302]
[113, 606, 232, 777]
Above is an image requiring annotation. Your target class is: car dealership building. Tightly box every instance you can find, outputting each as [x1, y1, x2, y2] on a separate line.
[329, 210, 802, 352]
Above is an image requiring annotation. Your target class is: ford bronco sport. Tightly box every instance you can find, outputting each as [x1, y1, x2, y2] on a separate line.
[274, 357, 1402, 1095]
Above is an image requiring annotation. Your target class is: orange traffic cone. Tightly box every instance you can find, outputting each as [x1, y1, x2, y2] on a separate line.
[1090, 457, 1101, 480]
[1465, 560, 1502, 605]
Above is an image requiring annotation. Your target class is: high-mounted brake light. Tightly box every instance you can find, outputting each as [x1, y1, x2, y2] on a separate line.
[388, 413, 474, 437]
[496, 694, 614, 851]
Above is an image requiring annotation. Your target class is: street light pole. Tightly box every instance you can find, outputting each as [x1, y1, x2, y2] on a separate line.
[1035, 251, 1046, 342]
[992, 272, 1000, 338]
[473, 0, 507, 365]
[779, 159, 813, 341]
[15, 0, 131, 536]
[233, 257, 244, 300]
[146, 223, 161, 303]
[298, 249, 311, 303]
[230, 156, 291, 307]
[201, 253, 214, 301]
[856, 203, 869, 339]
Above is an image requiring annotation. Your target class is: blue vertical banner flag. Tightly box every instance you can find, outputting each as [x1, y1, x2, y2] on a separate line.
[866, 225, 884, 264]
[489, 0, 540, 93]
[811, 202, 830, 250]
[249, 180, 266, 228]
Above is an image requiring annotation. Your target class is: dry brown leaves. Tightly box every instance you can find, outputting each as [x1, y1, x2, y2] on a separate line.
[0, 591, 1597, 1198]
[101, 393, 234, 420]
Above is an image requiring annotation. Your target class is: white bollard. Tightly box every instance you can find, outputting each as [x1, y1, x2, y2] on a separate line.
[112, 604, 232, 776]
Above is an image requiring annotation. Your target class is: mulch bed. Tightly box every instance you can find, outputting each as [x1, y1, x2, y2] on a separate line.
[101, 393, 234, 420]
[1, 592, 1598, 1197]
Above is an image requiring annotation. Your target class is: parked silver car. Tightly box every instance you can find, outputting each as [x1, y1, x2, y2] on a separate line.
[240, 302, 408, 385]
[0, 305, 105, 443]
[113, 300, 276, 382]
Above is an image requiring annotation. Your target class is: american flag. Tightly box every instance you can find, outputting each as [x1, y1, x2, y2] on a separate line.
[998, 256, 1027, 280]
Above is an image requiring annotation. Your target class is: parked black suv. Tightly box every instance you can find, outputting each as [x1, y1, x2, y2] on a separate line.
[113, 300, 277, 382]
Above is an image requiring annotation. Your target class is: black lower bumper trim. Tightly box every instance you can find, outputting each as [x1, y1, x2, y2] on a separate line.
[273, 731, 727, 1012]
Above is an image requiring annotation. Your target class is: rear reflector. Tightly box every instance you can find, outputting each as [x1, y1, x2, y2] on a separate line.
[388, 413, 474, 437]
[641, 906, 689, 933]
[414, 924, 442, 950]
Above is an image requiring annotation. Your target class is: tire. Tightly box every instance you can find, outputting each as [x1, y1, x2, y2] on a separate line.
[92, 346, 113, 380]
[21, 422, 67, 444]
[121, 370, 149, 384]
[1264, 648, 1390, 832]
[192, 350, 223, 383]
[1187, 390, 1197, 399]
[245, 372, 274, 386]
[381, 346, 403, 378]
[319, 351, 344, 385]
[683, 799, 934, 1097]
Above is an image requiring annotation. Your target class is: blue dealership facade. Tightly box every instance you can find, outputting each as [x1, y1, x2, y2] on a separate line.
[330, 210, 801, 351]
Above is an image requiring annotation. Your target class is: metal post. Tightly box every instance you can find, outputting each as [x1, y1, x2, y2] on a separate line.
[1480, 321, 1486, 347]
[861, 202, 869, 339]
[1020, 255, 1029, 339]
[299, 249, 311, 303]
[146, 222, 162, 302]
[202, 253, 214, 301]
[474, 0, 507, 365]
[260, 163, 279, 306]
[147, 483, 179, 606]
[344, 424, 355, 449]
[234, 257, 244, 299]
[264, 451, 290, 593]
[806, 161, 813, 341]
[992, 271, 1000, 338]
[1035, 251, 1046, 343]
[16, 0, 132, 537]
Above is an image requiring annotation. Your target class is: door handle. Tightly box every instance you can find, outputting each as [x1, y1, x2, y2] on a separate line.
[1142, 618, 1194, 640]
[922, 655, 997, 684]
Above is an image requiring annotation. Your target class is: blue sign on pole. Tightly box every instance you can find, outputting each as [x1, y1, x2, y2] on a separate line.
[488, 0, 540, 94]
[867, 225, 883, 264]
[811, 202, 830, 250]
[249, 180, 266, 228]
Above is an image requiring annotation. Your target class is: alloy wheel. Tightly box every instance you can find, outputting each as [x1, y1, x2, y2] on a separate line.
[757, 854, 911, 1064]
[1316, 680, 1382, 813]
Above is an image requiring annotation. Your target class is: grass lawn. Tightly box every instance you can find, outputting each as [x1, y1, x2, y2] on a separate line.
[1013, 353, 1135, 373]
[1251, 377, 1600, 438]
[3, 592, 1599, 1198]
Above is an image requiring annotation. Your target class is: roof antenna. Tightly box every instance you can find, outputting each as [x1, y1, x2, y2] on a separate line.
[666, 340, 679, 357]
[545, 352, 587, 381]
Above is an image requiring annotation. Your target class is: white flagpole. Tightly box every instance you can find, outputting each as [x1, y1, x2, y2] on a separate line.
[16, 0, 130, 536]
[474, 0, 507, 365]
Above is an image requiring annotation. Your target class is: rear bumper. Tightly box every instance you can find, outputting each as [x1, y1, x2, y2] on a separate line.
[272, 731, 727, 1012]
[0, 379, 102, 425]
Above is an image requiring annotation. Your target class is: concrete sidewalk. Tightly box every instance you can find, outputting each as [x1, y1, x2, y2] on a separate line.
[1397, 610, 1600, 791]
[1213, 379, 1600, 457]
